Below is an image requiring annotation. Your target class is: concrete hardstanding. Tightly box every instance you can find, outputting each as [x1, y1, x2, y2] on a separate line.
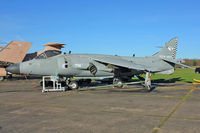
[0, 80, 199, 133]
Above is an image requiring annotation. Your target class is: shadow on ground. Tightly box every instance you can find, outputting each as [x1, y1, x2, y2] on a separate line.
[152, 77, 182, 83]
[0, 88, 41, 93]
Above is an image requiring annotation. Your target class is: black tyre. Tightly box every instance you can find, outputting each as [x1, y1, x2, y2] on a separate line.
[195, 67, 200, 74]
[85, 79, 91, 84]
[7, 74, 12, 79]
[0, 77, 4, 81]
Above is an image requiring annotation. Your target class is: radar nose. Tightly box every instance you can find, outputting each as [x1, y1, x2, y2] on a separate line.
[6, 63, 20, 74]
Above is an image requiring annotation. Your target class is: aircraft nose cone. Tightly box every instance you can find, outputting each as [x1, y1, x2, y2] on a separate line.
[6, 63, 20, 74]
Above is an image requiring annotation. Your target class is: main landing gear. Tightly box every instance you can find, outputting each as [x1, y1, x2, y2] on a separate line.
[144, 72, 154, 91]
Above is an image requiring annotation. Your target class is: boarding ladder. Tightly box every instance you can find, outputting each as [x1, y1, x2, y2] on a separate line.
[42, 76, 65, 92]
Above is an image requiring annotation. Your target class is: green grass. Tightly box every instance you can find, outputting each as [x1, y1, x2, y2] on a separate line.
[150, 68, 199, 83]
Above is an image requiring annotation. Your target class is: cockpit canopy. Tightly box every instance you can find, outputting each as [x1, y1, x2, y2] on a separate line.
[35, 50, 62, 59]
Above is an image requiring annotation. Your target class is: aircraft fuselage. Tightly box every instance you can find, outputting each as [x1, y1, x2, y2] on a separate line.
[9, 54, 174, 79]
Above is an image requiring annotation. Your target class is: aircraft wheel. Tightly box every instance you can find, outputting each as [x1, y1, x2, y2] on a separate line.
[7, 74, 12, 79]
[195, 68, 200, 74]
[113, 78, 123, 88]
[0, 77, 4, 81]
[69, 81, 79, 90]
[146, 85, 151, 91]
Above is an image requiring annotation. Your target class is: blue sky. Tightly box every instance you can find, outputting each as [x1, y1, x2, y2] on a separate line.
[0, 0, 199, 58]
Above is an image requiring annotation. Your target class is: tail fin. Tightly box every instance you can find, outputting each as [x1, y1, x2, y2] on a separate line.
[153, 38, 178, 59]
[0, 41, 32, 63]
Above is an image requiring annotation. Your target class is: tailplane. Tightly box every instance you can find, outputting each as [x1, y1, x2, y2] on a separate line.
[153, 38, 178, 59]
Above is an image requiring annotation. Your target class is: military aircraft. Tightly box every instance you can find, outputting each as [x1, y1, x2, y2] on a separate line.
[6, 38, 192, 90]
[0, 41, 32, 80]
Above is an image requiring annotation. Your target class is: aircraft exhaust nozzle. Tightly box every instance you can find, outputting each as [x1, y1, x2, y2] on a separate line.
[6, 63, 20, 74]
[88, 63, 97, 75]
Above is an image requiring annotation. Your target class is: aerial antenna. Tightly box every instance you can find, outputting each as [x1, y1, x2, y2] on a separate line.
[64, 41, 72, 54]
[155, 46, 163, 48]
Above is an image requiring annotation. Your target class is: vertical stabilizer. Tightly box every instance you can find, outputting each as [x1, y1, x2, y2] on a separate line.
[153, 38, 178, 59]
[0, 41, 32, 63]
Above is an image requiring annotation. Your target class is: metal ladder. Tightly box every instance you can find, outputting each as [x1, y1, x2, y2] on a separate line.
[42, 76, 66, 92]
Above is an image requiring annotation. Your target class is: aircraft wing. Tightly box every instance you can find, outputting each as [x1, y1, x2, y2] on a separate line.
[93, 57, 160, 72]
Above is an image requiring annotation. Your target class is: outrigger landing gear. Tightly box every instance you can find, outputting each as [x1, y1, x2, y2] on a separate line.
[145, 72, 152, 91]
[113, 78, 123, 88]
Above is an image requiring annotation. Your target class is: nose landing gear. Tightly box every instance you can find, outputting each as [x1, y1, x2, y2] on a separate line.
[68, 81, 79, 90]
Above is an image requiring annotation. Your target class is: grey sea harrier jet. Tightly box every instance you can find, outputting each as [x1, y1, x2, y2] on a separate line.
[6, 38, 192, 90]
